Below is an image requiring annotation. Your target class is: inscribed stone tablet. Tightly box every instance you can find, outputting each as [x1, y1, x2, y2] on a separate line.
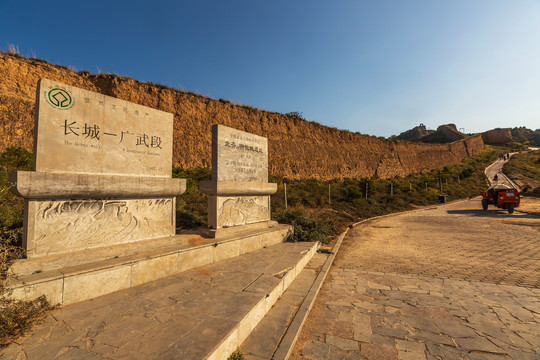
[212, 125, 268, 182]
[35, 79, 173, 177]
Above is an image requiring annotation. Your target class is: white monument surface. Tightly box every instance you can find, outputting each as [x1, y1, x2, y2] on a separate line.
[11, 79, 185, 257]
[212, 126, 268, 182]
[201, 125, 277, 236]
[36, 79, 172, 176]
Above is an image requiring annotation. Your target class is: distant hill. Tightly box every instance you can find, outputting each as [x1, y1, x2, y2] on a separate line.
[511, 127, 540, 147]
[422, 124, 466, 143]
[393, 124, 466, 144]
[393, 124, 536, 146]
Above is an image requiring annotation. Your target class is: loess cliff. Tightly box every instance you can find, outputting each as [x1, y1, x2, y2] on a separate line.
[0, 53, 485, 180]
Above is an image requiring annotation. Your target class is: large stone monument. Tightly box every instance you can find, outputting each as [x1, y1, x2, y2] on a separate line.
[10, 79, 185, 257]
[6, 82, 292, 307]
[200, 124, 278, 238]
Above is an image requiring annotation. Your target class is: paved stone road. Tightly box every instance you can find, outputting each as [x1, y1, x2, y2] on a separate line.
[485, 154, 520, 190]
[291, 199, 540, 360]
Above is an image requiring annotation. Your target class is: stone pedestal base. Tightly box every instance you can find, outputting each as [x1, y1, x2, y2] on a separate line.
[9, 171, 186, 258]
[203, 220, 282, 239]
[200, 180, 278, 236]
[4, 224, 293, 306]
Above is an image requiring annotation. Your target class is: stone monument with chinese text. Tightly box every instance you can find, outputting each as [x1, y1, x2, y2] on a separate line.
[200, 124, 278, 238]
[5, 85, 296, 307]
[10, 79, 186, 257]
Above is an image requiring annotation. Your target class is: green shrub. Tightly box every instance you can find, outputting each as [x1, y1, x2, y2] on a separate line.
[227, 351, 244, 360]
[285, 111, 305, 121]
[460, 168, 474, 178]
[503, 151, 540, 180]
[503, 151, 540, 196]
[0, 147, 32, 172]
[0, 147, 31, 276]
[172, 166, 210, 229]
[273, 209, 336, 244]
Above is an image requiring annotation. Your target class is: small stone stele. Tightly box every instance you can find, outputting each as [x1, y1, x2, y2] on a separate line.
[200, 125, 277, 238]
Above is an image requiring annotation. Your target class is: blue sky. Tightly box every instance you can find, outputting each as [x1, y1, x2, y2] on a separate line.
[1, 0, 539, 137]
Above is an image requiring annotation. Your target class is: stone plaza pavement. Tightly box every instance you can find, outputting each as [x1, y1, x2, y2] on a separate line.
[1, 242, 318, 359]
[291, 199, 540, 360]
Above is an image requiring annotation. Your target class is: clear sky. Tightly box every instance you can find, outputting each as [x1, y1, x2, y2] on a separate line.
[1, 0, 539, 137]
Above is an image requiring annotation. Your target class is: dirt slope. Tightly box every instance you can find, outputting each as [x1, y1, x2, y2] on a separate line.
[0, 53, 484, 180]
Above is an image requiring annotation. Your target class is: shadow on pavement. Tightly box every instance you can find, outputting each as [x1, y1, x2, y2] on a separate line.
[516, 210, 540, 217]
[446, 209, 537, 219]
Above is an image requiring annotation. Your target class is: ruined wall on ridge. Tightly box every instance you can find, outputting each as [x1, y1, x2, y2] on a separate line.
[0, 53, 485, 180]
[481, 128, 513, 145]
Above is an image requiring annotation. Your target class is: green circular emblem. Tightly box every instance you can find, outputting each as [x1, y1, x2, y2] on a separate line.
[47, 88, 73, 109]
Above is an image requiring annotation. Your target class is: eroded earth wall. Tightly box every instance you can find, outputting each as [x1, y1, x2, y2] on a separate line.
[0, 53, 485, 180]
[481, 128, 513, 145]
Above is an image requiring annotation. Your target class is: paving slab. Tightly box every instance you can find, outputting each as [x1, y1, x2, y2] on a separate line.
[290, 199, 540, 359]
[239, 253, 329, 359]
[0, 241, 317, 360]
[5, 224, 292, 306]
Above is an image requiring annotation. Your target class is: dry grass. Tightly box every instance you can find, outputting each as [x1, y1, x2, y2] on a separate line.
[0, 231, 24, 281]
[0, 295, 52, 348]
[0, 147, 53, 348]
[0, 219, 51, 350]
[7, 44, 19, 56]
[503, 150, 540, 196]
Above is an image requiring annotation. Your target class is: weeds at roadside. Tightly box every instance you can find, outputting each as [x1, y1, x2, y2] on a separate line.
[0, 231, 24, 281]
[503, 150, 540, 196]
[273, 208, 337, 244]
[0, 227, 51, 350]
[227, 351, 244, 360]
[268, 146, 500, 241]
[1, 147, 31, 280]
[0, 296, 52, 348]
[0, 147, 53, 349]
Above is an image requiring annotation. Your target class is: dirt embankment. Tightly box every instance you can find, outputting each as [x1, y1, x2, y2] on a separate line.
[0, 53, 485, 180]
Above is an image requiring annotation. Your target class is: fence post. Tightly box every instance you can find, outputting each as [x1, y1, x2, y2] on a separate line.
[365, 181, 369, 199]
[283, 176, 288, 210]
[328, 182, 331, 204]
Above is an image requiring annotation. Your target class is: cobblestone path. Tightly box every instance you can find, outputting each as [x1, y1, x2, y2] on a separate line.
[290, 199, 540, 360]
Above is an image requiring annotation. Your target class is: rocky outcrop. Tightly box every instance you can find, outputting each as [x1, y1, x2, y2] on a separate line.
[395, 124, 433, 141]
[482, 128, 513, 145]
[0, 53, 485, 180]
[396, 124, 466, 144]
[421, 124, 466, 143]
